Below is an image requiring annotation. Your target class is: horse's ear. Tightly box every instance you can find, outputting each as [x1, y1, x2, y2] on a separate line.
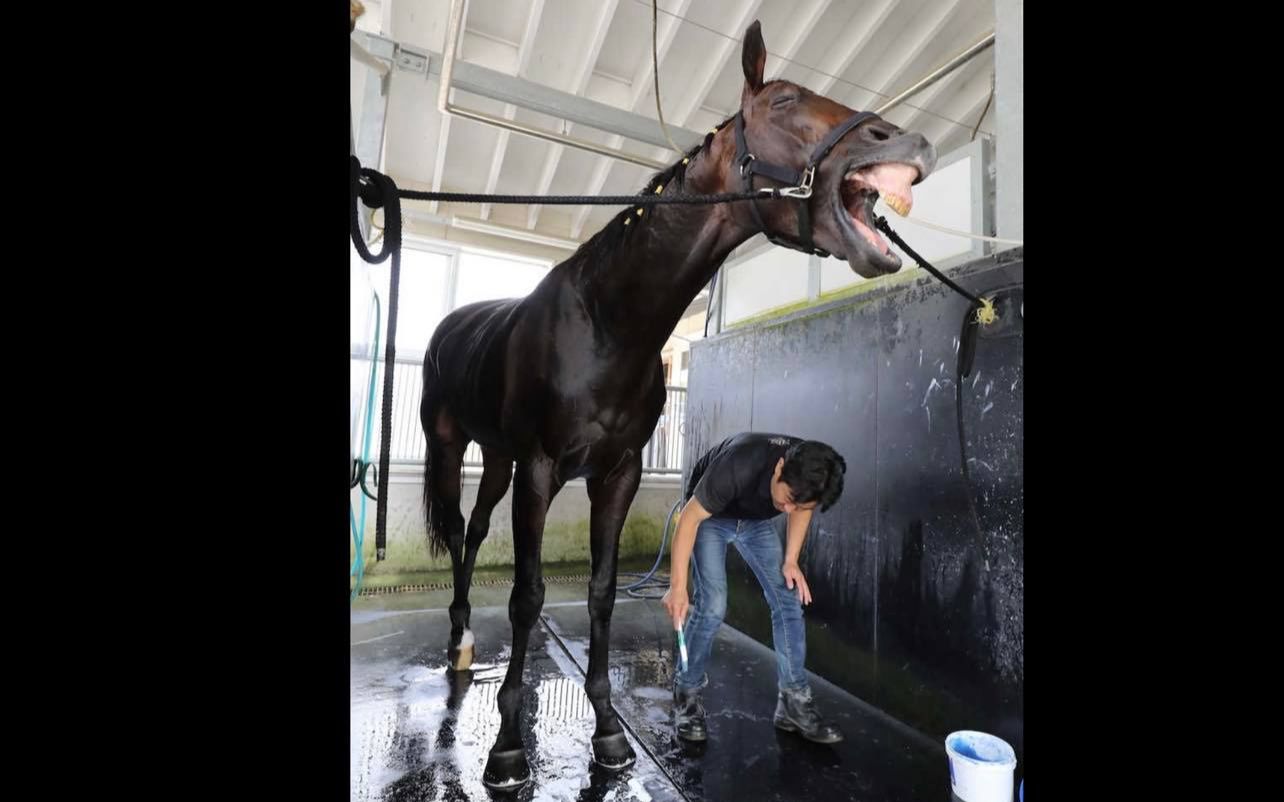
[741, 20, 766, 95]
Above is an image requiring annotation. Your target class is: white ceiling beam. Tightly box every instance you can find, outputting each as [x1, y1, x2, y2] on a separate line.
[428, 113, 452, 215]
[481, 0, 546, 220]
[810, 0, 897, 96]
[526, 0, 621, 229]
[426, 0, 469, 214]
[567, 0, 749, 237]
[849, 0, 967, 109]
[764, 0, 833, 81]
[893, 53, 987, 134]
[929, 71, 996, 154]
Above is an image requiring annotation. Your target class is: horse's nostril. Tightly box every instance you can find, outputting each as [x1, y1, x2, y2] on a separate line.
[870, 128, 891, 142]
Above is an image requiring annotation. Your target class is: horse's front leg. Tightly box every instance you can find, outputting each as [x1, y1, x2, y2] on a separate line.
[482, 455, 561, 790]
[585, 452, 643, 769]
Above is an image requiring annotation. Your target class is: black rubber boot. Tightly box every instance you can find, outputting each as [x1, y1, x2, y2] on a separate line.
[773, 686, 844, 744]
[673, 685, 708, 742]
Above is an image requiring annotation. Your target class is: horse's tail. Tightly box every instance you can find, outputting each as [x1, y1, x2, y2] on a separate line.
[419, 298, 515, 561]
[421, 359, 451, 561]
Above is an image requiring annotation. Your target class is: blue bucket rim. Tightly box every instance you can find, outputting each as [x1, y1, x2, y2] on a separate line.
[944, 730, 1017, 770]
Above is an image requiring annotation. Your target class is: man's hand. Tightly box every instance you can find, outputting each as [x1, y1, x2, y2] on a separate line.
[782, 562, 812, 605]
[662, 585, 690, 628]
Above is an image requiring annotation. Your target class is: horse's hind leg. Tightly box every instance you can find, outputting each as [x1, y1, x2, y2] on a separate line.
[448, 446, 513, 669]
[421, 401, 472, 667]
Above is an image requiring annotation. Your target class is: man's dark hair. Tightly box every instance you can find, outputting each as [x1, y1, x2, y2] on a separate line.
[780, 441, 847, 512]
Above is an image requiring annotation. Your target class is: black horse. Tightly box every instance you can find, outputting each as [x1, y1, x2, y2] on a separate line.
[419, 20, 937, 789]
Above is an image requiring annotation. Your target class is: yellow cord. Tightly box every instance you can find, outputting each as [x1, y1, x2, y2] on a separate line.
[975, 297, 998, 325]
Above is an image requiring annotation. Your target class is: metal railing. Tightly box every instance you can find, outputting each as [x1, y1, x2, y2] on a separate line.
[352, 353, 687, 474]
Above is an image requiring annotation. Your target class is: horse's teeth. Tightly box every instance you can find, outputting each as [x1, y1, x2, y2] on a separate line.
[884, 193, 911, 216]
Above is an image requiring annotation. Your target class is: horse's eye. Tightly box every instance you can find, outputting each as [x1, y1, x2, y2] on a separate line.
[770, 95, 797, 109]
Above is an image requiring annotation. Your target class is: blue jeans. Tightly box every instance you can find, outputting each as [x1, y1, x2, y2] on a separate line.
[674, 515, 808, 693]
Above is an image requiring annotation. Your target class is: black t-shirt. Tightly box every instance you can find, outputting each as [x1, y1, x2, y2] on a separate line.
[685, 432, 802, 520]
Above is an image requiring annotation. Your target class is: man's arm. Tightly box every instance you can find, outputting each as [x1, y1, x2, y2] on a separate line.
[781, 508, 814, 605]
[661, 497, 712, 626]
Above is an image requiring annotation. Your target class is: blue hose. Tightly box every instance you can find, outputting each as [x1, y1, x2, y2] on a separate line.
[350, 292, 382, 603]
[618, 497, 683, 599]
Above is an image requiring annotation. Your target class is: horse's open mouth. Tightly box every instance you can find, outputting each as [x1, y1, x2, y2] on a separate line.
[836, 162, 921, 273]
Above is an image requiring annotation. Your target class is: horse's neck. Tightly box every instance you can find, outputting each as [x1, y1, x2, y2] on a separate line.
[585, 175, 754, 352]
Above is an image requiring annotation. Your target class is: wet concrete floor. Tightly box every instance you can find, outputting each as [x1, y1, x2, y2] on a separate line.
[352, 583, 953, 801]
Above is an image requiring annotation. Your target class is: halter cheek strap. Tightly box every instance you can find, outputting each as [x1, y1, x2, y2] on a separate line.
[733, 109, 879, 257]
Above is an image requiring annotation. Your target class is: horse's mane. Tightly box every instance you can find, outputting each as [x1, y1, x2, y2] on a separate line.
[565, 115, 736, 267]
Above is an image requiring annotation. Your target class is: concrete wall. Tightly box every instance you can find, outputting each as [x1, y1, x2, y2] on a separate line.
[351, 466, 682, 586]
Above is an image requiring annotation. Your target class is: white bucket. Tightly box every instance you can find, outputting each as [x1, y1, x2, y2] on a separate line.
[945, 730, 1017, 802]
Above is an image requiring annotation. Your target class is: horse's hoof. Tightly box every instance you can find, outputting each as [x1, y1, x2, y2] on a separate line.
[482, 748, 530, 790]
[591, 731, 636, 771]
[448, 629, 474, 671]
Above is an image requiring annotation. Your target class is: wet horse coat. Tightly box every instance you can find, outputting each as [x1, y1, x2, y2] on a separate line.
[417, 20, 937, 789]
